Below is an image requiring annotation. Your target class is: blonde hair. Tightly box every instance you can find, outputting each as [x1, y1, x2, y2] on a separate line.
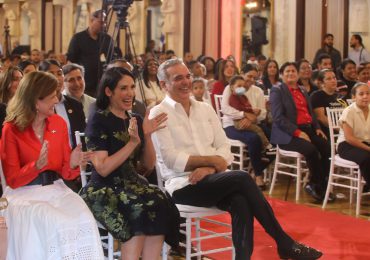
[6, 71, 58, 131]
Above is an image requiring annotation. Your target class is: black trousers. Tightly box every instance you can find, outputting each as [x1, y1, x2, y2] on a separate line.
[172, 171, 293, 260]
[338, 141, 370, 185]
[279, 126, 330, 190]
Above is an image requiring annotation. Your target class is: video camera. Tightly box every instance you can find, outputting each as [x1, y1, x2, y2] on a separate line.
[103, 0, 136, 27]
[104, 0, 134, 11]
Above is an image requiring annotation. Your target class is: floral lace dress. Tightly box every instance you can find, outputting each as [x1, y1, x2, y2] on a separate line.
[80, 110, 179, 246]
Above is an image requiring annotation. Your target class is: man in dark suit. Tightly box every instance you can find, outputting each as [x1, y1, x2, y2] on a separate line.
[270, 62, 333, 202]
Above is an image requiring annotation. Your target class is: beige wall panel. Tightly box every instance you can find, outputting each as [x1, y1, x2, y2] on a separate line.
[304, 0, 322, 63]
[204, 1, 219, 59]
[189, 0, 203, 58]
[327, 0, 344, 58]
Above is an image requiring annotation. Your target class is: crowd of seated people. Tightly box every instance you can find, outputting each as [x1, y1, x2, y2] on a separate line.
[1, 27, 370, 259]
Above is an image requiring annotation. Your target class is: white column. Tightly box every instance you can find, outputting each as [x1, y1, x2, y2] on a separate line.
[190, 0, 203, 58]
[272, 0, 297, 63]
[304, 0, 322, 62]
[204, 1, 219, 59]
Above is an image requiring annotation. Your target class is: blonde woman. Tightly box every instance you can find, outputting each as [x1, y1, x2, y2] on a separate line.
[0, 71, 103, 259]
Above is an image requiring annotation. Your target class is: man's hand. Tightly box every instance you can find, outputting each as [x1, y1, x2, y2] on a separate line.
[316, 129, 327, 140]
[298, 131, 311, 142]
[238, 117, 252, 129]
[188, 167, 215, 185]
[211, 156, 228, 172]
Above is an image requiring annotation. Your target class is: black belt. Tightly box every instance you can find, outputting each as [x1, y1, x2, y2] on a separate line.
[27, 170, 60, 186]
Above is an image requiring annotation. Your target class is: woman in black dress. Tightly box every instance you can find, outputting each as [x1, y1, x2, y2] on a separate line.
[80, 67, 179, 259]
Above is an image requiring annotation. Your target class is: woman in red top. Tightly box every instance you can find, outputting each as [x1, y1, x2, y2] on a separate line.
[0, 71, 103, 259]
[211, 59, 237, 109]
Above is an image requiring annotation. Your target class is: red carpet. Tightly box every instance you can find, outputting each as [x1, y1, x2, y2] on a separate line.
[199, 198, 370, 260]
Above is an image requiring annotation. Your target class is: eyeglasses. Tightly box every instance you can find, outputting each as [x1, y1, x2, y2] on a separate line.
[300, 65, 312, 71]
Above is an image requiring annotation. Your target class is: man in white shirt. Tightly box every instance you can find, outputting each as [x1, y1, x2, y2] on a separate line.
[150, 58, 322, 260]
[348, 34, 370, 66]
[62, 63, 96, 119]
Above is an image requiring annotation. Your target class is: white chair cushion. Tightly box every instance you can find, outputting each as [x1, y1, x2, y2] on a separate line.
[333, 154, 359, 168]
[279, 148, 304, 158]
[229, 139, 246, 147]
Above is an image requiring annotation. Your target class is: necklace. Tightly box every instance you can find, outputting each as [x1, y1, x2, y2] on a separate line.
[33, 120, 45, 141]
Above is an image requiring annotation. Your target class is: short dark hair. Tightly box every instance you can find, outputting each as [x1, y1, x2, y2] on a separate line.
[340, 58, 356, 71]
[280, 62, 298, 74]
[241, 63, 258, 74]
[257, 55, 267, 61]
[18, 60, 36, 72]
[188, 60, 198, 67]
[165, 50, 175, 56]
[229, 75, 245, 86]
[92, 9, 104, 18]
[96, 67, 135, 110]
[324, 33, 334, 39]
[318, 54, 332, 64]
[38, 59, 62, 72]
[352, 34, 363, 46]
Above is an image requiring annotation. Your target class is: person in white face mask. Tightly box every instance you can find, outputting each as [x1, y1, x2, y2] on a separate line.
[228, 75, 271, 151]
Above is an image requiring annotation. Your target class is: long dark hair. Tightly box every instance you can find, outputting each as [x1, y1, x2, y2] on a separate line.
[142, 58, 159, 89]
[262, 59, 280, 90]
[96, 67, 135, 110]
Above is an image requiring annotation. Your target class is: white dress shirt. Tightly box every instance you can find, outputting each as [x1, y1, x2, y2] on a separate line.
[348, 47, 370, 66]
[221, 84, 267, 128]
[150, 95, 233, 195]
[338, 103, 370, 144]
[54, 95, 72, 146]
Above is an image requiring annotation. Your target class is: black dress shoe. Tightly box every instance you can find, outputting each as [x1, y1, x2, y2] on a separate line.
[278, 242, 323, 260]
[304, 184, 324, 201]
[327, 192, 336, 202]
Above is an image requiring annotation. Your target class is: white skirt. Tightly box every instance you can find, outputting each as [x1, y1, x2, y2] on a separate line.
[1, 180, 104, 260]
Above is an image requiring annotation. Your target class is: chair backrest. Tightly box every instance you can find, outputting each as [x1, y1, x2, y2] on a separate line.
[155, 155, 166, 191]
[213, 94, 223, 121]
[74, 131, 91, 187]
[326, 107, 345, 156]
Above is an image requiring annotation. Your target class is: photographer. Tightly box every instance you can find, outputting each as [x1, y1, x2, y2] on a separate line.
[67, 9, 114, 97]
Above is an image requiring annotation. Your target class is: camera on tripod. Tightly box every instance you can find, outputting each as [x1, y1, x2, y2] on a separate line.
[104, 0, 134, 11]
[103, 0, 135, 28]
